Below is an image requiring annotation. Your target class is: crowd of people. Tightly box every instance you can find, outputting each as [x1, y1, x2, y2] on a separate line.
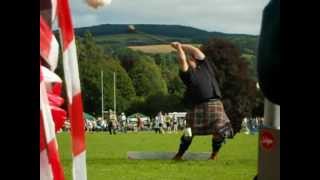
[63, 110, 262, 137]
[73, 110, 186, 135]
[242, 117, 264, 135]
[153, 111, 181, 134]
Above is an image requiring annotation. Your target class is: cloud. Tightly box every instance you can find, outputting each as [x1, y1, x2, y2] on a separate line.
[70, 0, 270, 35]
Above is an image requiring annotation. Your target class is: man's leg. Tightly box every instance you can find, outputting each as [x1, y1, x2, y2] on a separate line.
[173, 135, 194, 160]
[210, 133, 225, 160]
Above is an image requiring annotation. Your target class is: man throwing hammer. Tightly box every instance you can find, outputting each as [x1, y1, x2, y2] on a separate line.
[171, 42, 234, 160]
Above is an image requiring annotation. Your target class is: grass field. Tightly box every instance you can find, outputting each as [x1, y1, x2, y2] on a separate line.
[57, 131, 258, 180]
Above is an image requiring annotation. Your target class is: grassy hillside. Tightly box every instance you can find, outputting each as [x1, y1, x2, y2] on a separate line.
[71, 24, 258, 55]
[128, 44, 176, 54]
[128, 44, 201, 54]
[95, 33, 193, 46]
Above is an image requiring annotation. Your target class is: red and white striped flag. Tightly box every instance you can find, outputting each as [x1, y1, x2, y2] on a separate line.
[40, 16, 59, 71]
[57, 0, 87, 180]
[41, 65, 67, 132]
[40, 1, 66, 178]
[40, 0, 87, 179]
[40, 65, 65, 180]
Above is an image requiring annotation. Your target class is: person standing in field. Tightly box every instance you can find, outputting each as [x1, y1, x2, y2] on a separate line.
[136, 114, 144, 131]
[165, 113, 172, 134]
[172, 114, 178, 133]
[120, 112, 127, 133]
[171, 42, 234, 160]
[154, 116, 161, 134]
[108, 109, 117, 135]
[158, 111, 165, 134]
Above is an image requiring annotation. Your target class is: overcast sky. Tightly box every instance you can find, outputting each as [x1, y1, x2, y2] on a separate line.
[69, 0, 270, 35]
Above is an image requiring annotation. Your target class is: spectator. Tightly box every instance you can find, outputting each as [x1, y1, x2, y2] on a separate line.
[158, 111, 165, 134]
[120, 112, 127, 133]
[154, 116, 160, 134]
[108, 110, 117, 135]
[137, 115, 144, 131]
[165, 113, 172, 134]
[173, 114, 178, 134]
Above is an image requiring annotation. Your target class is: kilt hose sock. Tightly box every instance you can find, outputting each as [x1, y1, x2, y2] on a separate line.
[176, 135, 225, 156]
[177, 135, 194, 156]
[211, 138, 224, 154]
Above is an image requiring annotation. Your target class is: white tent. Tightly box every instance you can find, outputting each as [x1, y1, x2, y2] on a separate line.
[127, 113, 150, 123]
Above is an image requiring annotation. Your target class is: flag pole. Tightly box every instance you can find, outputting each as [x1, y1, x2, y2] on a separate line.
[101, 70, 104, 121]
[113, 72, 116, 115]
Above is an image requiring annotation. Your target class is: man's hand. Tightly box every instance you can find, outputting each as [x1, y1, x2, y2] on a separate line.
[171, 42, 182, 50]
[171, 42, 188, 72]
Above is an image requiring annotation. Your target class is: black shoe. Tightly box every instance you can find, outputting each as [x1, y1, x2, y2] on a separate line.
[172, 153, 183, 160]
[208, 152, 218, 160]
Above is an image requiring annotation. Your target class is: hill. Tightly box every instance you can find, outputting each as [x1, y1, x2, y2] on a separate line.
[128, 44, 176, 54]
[71, 24, 258, 54]
[128, 44, 201, 54]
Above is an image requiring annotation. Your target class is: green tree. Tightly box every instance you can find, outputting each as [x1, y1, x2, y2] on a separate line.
[143, 93, 184, 116]
[127, 93, 184, 117]
[102, 59, 136, 114]
[78, 31, 105, 62]
[78, 59, 102, 115]
[78, 58, 136, 116]
[58, 32, 137, 115]
[129, 57, 168, 98]
[55, 32, 105, 112]
[168, 76, 186, 97]
[55, 32, 137, 116]
[112, 47, 142, 71]
[153, 53, 186, 97]
[241, 54, 257, 81]
[159, 66, 185, 97]
[126, 96, 146, 115]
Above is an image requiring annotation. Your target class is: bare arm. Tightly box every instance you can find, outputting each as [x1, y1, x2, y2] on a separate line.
[171, 42, 189, 72]
[181, 44, 206, 60]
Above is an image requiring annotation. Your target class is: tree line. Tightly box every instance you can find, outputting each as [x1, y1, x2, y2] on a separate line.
[56, 32, 264, 133]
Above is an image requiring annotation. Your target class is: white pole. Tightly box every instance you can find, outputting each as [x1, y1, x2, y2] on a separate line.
[263, 99, 280, 129]
[101, 70, 104, 121]
[114, 72, 116, 115]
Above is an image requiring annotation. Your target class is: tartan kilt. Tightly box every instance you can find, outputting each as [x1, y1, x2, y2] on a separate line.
[186, 99, 232, 136]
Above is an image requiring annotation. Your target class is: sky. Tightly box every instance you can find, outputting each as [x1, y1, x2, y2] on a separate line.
[69, 0, 270, 35]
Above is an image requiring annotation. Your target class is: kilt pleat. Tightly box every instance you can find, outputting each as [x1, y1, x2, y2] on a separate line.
[186, 99, 231, 136]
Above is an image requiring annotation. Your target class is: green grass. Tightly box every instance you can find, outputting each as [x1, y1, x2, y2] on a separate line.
[57, 131, 258, 180]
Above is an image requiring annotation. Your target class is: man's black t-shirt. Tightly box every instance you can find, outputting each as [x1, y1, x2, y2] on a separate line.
[180, 59, 220, 106]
